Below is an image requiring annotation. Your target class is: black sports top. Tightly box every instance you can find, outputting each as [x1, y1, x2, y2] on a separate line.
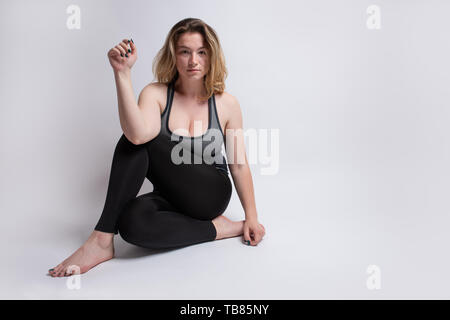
[159, 79, 229, 175]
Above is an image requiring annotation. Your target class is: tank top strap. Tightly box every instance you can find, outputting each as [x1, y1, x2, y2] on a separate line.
[160, 81, 175, 135]
[210, 92, 224, 137]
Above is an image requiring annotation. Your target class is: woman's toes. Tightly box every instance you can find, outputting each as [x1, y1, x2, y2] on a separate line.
[55, 266, 63, 277]
[60, 266, 68, 276]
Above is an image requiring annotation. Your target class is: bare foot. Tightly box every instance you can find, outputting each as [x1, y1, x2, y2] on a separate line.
[211, 215, 244, 240]
[48, 231, 115, 277]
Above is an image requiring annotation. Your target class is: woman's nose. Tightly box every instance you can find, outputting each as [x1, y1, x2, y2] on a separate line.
[189, 53, 199, 64]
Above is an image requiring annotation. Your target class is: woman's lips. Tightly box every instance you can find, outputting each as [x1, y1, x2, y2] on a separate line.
[188, 69, 200, 72]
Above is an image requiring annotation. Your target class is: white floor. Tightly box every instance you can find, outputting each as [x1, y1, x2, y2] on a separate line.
[2, 164, 449, 299]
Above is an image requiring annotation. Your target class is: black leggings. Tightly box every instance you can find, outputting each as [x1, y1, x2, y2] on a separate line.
[94, 133, 232, 249]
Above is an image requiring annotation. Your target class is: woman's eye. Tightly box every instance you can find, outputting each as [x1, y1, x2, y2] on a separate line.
[181, 50, 206, 55]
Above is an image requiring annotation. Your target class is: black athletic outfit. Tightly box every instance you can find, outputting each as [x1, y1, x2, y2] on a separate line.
[94, 78, 232, 249]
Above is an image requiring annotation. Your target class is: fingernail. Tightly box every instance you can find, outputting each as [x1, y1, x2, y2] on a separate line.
[49, 268, 54, 271]
[131, 38, 134, 44]
[127, 39, 130, 43]
[125, 53, 128, 57]
[120, 53, 123, 57]
[127, 49, 131, 53]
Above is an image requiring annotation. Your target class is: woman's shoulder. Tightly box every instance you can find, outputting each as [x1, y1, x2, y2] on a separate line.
[215, 90, 239, 108]
[214, 91, 242, 133]
[215, 91, 240, 117]
[144, 81, 168, 97]
[140, 82, 169, 114]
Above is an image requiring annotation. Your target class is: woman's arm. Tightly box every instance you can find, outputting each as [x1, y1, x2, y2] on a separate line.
[108, 39, 159, 145]
[224, 94, 266, 246]
[114, 69, 147, 144]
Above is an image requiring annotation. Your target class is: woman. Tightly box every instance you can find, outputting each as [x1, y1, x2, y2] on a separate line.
[48, 18, 266, 277]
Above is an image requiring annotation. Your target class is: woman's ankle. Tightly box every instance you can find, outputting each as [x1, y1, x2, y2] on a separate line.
[89, 230, 114, 247]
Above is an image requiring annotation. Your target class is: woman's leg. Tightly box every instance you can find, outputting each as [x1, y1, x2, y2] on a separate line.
[93, 133, 230, 248]
[117, 191, 218, 249]
[48, 134, 242, 277]
[94, 134, 149, 234]
[48, 134, 147, 277]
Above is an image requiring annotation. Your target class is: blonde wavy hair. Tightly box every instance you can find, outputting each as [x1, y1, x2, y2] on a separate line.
[152, 18, 228, 101]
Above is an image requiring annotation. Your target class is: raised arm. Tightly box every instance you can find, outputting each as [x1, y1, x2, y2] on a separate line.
[107, 38, 160, 144]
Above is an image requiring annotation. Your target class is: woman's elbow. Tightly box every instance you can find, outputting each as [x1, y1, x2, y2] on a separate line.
[131, 130, 159, 145]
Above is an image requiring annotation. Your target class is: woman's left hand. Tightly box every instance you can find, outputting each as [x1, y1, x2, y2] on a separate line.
[243, 218, 266, 246]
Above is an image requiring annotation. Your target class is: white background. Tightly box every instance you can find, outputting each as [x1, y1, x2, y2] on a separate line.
[1, 0, 449, 299]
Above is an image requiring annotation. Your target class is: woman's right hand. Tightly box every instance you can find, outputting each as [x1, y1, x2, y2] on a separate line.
[107, 38, 137, 73]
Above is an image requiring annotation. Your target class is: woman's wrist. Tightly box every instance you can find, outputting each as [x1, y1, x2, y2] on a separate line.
[114, 68, 131, 79]
[244, 211, 258, 221]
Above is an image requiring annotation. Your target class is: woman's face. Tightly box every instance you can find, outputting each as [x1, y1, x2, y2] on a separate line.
[175, 32, 210, 80]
